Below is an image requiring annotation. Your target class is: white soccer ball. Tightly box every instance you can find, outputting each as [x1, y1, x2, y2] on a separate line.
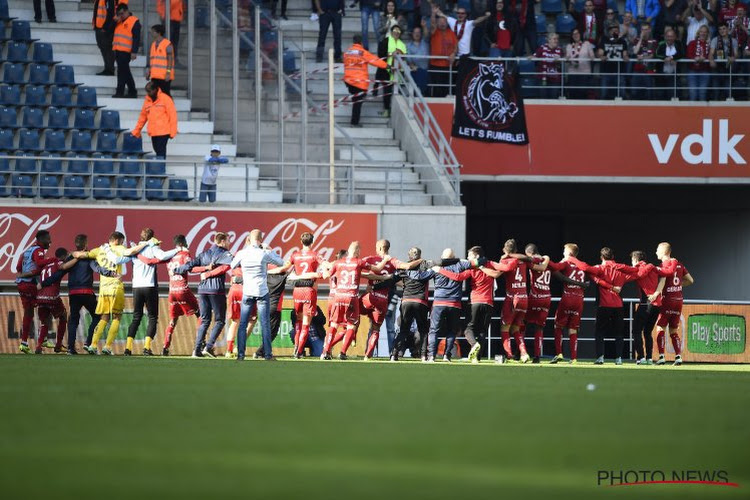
[586, 383, 596, 391]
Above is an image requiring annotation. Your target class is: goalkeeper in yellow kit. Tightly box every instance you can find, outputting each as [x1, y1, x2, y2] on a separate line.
[84, 231, 155, 355]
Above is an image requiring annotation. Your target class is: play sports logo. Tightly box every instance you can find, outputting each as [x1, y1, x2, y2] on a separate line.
[647, 119, 746, 165]
[597, 469, 740, 488]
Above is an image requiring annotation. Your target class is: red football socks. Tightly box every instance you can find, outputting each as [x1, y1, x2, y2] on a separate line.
[554, 327, 563, 355]
[341, 328, 356, 354]
[21, 310, 33, 342]
[164, 324, 175, 349]
[297, 323, 310, 356]
[501, 330, 512, 357]
[365, 327, 379, 358]
[657, 331, 666, 354]
[670, 333, 682, 355]
[569, 333, 578, 360]
[514, 331, 528, 356]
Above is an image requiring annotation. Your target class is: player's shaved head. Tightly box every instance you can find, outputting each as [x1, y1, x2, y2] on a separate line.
[173, 234, 187, 247]
[377, 239, 391, 253]
[301, 232, 314, 247]
[658, 242, 672, 254]
[503, 239, 517, 254]
[248, 229, 263, 245]
[74, 234, 88, 250]
[441, 248, 455, 259]
[408, 247, 421, 261]
[348, 241, 361, 257]
[109, 231, 125, 244]
[468, 246, 484, 258]
[600, 247, 614, 261]
[525, 243, 538, 256]
[564, 243, 579, 257]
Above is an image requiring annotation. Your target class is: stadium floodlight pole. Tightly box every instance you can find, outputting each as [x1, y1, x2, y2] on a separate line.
[255, 6, 262, 162]
[328, 47, 335, 204]
[277, 29, 284, 165]
[232, 0, 239, 144]
[209, 0, 216, 123]
[187, 0, 194, 100]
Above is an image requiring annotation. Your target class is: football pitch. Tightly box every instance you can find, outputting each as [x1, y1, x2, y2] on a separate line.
[1, 356, 748, 500]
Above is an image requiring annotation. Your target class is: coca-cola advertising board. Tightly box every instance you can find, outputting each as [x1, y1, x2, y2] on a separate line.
[0, 205, 378, 282]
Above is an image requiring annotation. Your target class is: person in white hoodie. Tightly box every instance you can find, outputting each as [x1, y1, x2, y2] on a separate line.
[199, 144, 228, 203]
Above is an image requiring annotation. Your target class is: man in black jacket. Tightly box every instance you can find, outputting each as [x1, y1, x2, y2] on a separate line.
[92, 0, 116, 75]
[656, 27, 684, 99]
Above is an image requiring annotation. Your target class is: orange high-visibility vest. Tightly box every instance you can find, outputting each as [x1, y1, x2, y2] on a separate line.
[113, 15, 137, 52]
[93, 0, 107, 29]
[149, 38, 173, 80]
[343, 43, 387, 90]
[132, 89, 178, 139]
[157, 0, 184, 22]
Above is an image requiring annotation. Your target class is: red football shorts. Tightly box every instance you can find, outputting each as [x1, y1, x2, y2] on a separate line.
[169, 290, 199, 319]
[501, 294, 528, 326]
[657, 299, 683, 329]
[525, 297, 551, 326]
[293, 287, 318, 318]
[36, 298, 66, 320]
[554, 295, 583, 330]
[17, 282, 37, 310]
[359, 291, 388, 326]
[330, 294, 360, 326]
[227, 285, 244, 321]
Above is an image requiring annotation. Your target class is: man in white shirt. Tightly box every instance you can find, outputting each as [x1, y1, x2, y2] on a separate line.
[230, 229, 287, 360]
[435, 6, 491, 56]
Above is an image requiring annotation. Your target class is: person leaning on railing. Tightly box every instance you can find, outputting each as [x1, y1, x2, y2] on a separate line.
[597, 24, 630, 99]
[406, 24, 430, 94]
[709, 21, 738, 100]
[534, 32, 563, 99]
[630, 22, 658, 99]
[429, 5, 458, 97]
[685, 24, 711, 100]
[656, 27, 684, 99]
[565, 28, 595, 99]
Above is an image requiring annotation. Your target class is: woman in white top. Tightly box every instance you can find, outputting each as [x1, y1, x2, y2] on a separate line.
[565, 28, 595, 99]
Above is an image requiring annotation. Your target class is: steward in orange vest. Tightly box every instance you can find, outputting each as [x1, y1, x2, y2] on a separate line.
[342, 34, 387, 126]
[92, 0, 116, 75]
[148, 24, 174, 96]
[131, 81, 178, 158]
[112, 3, 142, 98]
[157, 0, 185, 63]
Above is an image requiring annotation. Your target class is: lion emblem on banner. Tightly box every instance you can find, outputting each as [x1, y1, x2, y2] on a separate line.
[466, 63, 518, 125]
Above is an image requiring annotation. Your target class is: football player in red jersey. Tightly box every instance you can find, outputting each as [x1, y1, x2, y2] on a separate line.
[551, 243, 590, 364]
[33, 248, 81, 354]
[224, 267, 248, 357]
[359, 239, 422, 360]
[629, 250, 666, 365]
[161, 235, 201, 356]
[16, 230, 57, 353]
[286, 232, 323, 358]
[649, 242, 693, 366]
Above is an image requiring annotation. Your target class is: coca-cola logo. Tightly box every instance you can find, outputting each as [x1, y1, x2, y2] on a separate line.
[0, 213, 60, 275]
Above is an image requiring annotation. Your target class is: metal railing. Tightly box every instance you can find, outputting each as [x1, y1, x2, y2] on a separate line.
[403, 55, 750, 101]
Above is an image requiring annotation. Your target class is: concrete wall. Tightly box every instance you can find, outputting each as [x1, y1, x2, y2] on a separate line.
[378, 205, 467, 261]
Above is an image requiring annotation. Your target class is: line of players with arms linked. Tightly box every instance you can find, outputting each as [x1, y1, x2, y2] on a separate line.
[14, 228, 693, 366]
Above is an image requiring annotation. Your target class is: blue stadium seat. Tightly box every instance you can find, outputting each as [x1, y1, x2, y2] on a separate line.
[0, 174, 9, 197]
[0, 0, 16, 23]
[92, 154, 114, 174]
[116, 176, 139, 200]
[145, 177, 166, 200]
[39, 174, 61, 198]
[21, 106, 43, 129]
[63, 175, 88, 200]
[47, 107, 70, 129]
[14, 153, 37, 173]
[24, 85, 47, 107]
[145, 156, 166, 176]
[40, 154, 63, 173]
[0, 106, 19, 129]
[32, 43, 58, 65]
[121, 134, 143, 154]
[73, 108, 96, 130]
[66, 153, 90, 174]
[0, 84, 21, 105]
[536, 14, 548, 34]
[11, 174, 35, 197]
[96, 131, 118, 153]
[70, 130, 93, 153]
[0, 157, 8, 172]
[63, 174, 87, 199]
[50, 86, 74, 107]
[92, 175, 114, 199]
[99, 110, 123, 132]
[11, 21, 37, 43]
[54, 65, 77, 87]
[28, 64, 51, 85]
[18, 128, 41, 151]
[0, 129, 14, 150]
[74, 87, 99, 108]
[556, 13, 576, 34]
[6, 42, 30, 63]
[3, 63, 25, 85]
[168, 178, 191, 201]
[44, 130, 66, 153]
[119, 155, 142, 175]
[541, 0, 563, 13]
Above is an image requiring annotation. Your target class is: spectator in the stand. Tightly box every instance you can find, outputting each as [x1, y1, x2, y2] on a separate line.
[200, 145, 229, 203]
[510, 0, 539, 55]
[434, 4, 491, 56]
[157, 0, 184, 66]
[534, 32, 563, 98]
[718, 0, 742, 24]
[709, 21, 738, 99]
[379, 1, 408, 42]
[570, 0, 604, 45]
[271, 0, 289, 20]
[631, 22, 659, 98]
[620, 11, 639, 46]
[33, 0, 56, 23]
[565, 28, 596, 98]
[421, 0, 447, 31]
[383, 25, 407, 117]
[686, 24, 712, 99]
[471, 0, 495, 55]
[730, 6, 749, 49]
[429, 8, 458, 96]
[359, 0, 382, 50]
[625, 0, 661, 28]
[598, 24, 630, 98]
[148, 24, 174, 97]
[315, 0, 345, 63]
[406, 24, 431, 94]
[487, 0, 517, 57]
[684, 0, 714, 44]
[397, 0, 417, 30]
[603, 8, 620, 35]
[92, 0, 116, 76]
[112, 3, 141, 99]
[659, 0, 688, 40]
[131, 82, 178, 158]
[656, 27, 684, 98]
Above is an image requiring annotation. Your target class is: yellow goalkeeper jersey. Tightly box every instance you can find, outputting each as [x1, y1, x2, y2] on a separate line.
[88, 244, 127, 296]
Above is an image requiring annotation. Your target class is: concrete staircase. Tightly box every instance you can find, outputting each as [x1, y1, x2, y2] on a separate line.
[8, 0, 283, 202]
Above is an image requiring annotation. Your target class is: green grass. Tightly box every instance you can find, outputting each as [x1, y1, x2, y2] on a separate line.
[1, 356, 748, 500]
